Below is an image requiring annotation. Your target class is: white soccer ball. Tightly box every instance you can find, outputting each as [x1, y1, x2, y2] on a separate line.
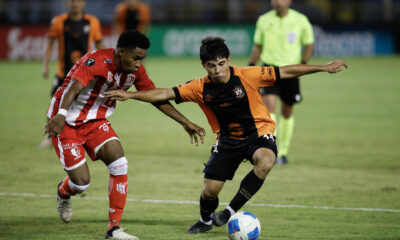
[227, 211, 261, 240]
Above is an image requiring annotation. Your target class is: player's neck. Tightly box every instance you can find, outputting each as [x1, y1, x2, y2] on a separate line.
[113, 52, 122, 72]
[69, 11, 84, 21]
[276, 9, 289, 18]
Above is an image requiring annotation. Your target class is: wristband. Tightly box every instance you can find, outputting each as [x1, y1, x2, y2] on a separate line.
[58, 108, 68, 117]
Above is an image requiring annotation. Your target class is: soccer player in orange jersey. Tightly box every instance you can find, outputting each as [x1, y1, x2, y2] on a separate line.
[40, 0, 105, 149]
[104, 37, 348, 234]
[44, 30, 205, 240]
[114, 0, 151, 35]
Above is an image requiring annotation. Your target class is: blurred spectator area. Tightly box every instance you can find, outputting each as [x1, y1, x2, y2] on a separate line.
[0, 0, 399, 26]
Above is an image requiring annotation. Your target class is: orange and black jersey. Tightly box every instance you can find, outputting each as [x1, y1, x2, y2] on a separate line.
[114, 2, 151, 34]
[48, 13, 102, 78]
[173, 66, 280, 143]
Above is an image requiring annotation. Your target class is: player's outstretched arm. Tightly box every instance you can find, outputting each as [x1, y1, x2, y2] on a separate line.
[279, 60, 348, 79]
[104, 88, 175, 103]
[104, 88, 207, 146]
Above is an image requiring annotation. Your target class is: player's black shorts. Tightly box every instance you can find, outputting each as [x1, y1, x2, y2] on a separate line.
[259, 63, 302, 106]
[203, 134, 277, 182]
[51, 75, 65, 96]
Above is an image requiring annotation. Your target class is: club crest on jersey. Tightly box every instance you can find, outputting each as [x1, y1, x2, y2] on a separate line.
[83, 25, 90, 34]
[233, 86, 245, 99]
[85, 58, 95, 66]
[125, 74, 136, 86]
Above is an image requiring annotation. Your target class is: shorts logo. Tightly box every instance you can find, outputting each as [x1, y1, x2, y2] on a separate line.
[233, 86, 245, 99]
[116, 183, 127, 195]
[99, 122, 110, 132]
[109, 208, 115, 213]
[71, 146, 81, 160]
[263, 134, 275, 141]
[85, 58, 95, 66]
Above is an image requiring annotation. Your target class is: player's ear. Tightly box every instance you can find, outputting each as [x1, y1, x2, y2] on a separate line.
[116, 48, 124, 56]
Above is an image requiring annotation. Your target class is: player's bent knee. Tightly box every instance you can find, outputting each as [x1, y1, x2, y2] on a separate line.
[69, 178, 90, 194]
[108, 156, 128, 176]
[255, 158, 274, 174]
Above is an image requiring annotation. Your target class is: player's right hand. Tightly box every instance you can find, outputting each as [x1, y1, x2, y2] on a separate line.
[182, 122, 206, 147]
[44, 114, 66, 137]
[104, 90, 131, 101]
[324, 60, 348, 73]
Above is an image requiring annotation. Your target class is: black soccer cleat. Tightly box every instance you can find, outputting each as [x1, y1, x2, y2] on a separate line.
[212, 209, 231, 226]
[186, 220, 212, 234]
[276, 155, 288, 165]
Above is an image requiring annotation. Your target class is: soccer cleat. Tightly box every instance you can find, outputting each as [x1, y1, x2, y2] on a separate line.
[57, 182, 72, 223]
[186, 220, 212, 234]
[276, 155, 288, 165]
[212, 209, 231, 226]
[105, 226, 139, 240]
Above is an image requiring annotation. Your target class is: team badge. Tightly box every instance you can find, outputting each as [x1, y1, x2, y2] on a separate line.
[287, 32, 297, 44]
[85, 58, 95, 66]
[233, 86, 245, 99]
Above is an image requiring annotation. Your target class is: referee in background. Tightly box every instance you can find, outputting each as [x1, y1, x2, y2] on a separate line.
[249, 0, 314, 165]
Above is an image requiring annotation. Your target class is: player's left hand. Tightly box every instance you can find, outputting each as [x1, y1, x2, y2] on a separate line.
[44, 114, 66, 137]
[324, 60, 349, 73]
[182, 122, 206, 146]
[104, 90, 131, 101]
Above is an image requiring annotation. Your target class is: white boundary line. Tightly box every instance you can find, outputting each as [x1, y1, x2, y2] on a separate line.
[1, 192, 399, 213]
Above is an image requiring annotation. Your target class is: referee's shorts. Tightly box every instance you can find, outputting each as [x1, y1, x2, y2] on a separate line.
[260, 63, 302, 106]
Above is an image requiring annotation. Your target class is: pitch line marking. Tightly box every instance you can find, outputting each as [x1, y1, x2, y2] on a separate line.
[0, 192, 399, 213]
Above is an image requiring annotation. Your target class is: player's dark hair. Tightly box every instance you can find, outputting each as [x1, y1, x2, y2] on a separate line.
[117, 30, 150, 50]
[200, 37, 230, 63]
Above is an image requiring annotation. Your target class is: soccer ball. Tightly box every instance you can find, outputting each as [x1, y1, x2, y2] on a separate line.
[227, 211, 261, 240]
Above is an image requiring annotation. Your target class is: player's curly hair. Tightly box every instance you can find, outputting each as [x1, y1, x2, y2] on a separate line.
[117, 30, 150, 49]
[200, 37, 230, 63]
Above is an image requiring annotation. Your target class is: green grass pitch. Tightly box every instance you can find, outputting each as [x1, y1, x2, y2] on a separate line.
[0, 56, 399, 240]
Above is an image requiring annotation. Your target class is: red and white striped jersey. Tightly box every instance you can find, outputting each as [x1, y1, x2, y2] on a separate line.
[47, 48, 155, 126]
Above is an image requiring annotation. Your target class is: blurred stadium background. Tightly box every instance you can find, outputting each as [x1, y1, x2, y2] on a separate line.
[0, 1, 399, 239]
[1, 0, 400, 59]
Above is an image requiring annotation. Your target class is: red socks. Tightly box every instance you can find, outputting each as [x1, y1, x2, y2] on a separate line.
[58, 176, 76, 198]
[108, 174, 128, 230]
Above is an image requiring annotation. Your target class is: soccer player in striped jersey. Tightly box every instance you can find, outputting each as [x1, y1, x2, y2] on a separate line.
[44, 30, 205, 240]
[40, 0, 105, 149]
[104, 37, 348, 234]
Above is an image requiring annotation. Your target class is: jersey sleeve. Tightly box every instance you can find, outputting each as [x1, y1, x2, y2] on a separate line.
[134, 65, 156, 91]
[139, 3, 151, 24]
[90, 16, 103, 42]
[301, 16, 314, 45]
[48, 16, 62, 38]
[70, 54, 105, 88]
[240, 66, 280, 88]
[172, 78, 204, 104]
[253, 17, 264, 45]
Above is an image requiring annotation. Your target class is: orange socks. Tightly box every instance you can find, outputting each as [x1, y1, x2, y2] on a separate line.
[58, 176, 76, 198]
[108, 174, 128, 230]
